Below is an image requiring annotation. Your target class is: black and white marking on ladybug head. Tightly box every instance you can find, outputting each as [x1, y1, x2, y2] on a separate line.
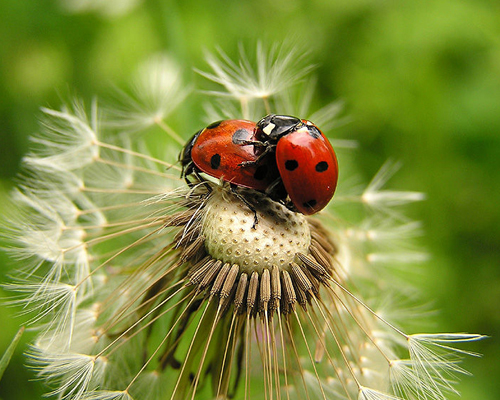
[257, 114, 302, 140]
[262, 122, 276, 136]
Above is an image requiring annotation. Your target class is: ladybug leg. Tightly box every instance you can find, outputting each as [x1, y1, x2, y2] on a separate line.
[238, 144, 276, 168]
[183, 175, 197, 190]
[230, 184, 259, 229]
[183, 166, 213, 195]
[231, 138, 267, 147]
[233, 137, 274, 167]
[193, 170, 214, 194]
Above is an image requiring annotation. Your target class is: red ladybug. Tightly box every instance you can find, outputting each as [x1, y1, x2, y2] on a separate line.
[252, 114, 338, 215]
[180, 115, 338, 216]
[180, 119, 280, 190]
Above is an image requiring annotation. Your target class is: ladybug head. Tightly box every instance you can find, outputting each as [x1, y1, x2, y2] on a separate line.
[256, 114, 302, 141]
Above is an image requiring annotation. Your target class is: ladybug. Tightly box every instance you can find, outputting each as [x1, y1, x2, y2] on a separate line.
[251, 114, 339, 215]
[180, 119, 281, 190]
[180, 115, 338, 217]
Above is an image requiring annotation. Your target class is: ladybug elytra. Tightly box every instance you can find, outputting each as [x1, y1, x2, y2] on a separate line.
[180, 114, 338, 216]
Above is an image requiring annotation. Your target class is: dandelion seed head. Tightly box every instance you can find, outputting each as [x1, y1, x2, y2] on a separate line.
[2, 44, 483, 400]
[202, 186, 310, 274]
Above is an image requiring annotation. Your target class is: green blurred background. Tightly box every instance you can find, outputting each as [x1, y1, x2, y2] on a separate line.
[0, 0, 499, 399]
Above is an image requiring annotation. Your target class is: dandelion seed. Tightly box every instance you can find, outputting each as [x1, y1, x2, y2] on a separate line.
[358, 386, 402, 400]
[197, 42, 314, 119]
[2, 45, 483, 400]
[358, 160, 426, 220]
[29, 349, 101, 400]
[81, 390, 134, 400]
[106, 54, 189, 138]
[25, 101, 100, 172]
[6, 281, 78, 346]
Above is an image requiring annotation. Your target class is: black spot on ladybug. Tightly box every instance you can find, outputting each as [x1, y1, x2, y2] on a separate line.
[232, 129, 250, 144]
[285, 160, 299, 171]
[210, 154, 221, 170]
[206, 120, 223, 130]
[253, 165, 268, 180]
[315, 161, 329, 172]
[303, 199, 317, 209]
